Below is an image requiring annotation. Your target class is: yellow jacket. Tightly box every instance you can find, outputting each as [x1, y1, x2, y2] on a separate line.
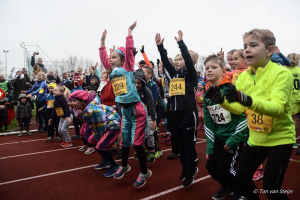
[220, 61, 296, 146]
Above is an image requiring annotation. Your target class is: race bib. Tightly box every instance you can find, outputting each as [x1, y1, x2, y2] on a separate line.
[207, 104, 232, 124]
[246, 109, 272, 133]
[39, 88, 44, 94]
[47, 100, 54, 108]
[161, 77, 165, 87]
[197, 96, 203, 104]
[55, 107, 64, 117]
[169, 78, 185, 96]
[232, 71, 242, 85]
[111, 76, 128, 96]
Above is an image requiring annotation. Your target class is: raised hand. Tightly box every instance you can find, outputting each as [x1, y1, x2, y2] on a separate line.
[217, 47, 224, 59]
[175, 30, 183, 42]
[128, 21, 137, 36]
[140, 45, 145, 53]
[95, 62, 98, 68]
[155, 33, 164, 45]
[274, 46, 281, 55]
[101, 30, 107, 47]
[133, 47, 138, 57]
[109, 45, 115, 54]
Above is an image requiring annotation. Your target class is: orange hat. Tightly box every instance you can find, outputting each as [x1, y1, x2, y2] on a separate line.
[0, 88, 5, 99]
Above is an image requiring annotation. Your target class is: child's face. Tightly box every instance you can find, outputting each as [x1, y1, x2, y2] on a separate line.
[91, 79, 96, 85]
[205, 61, 225, 82]
[243, 35, 273, 68]
[226, 54, 235, 70]
[176, 54, 186, 70]
[37, 73, 45, 81]
[53, 87, 62, 97]
[135, 78, 143, 91]
[232, 51, 247, 69]
[89, 67, 94, 74]
[174, 56, 179, 69]
[198, 83, 204, 90]
[158, 66, 163, 74]
[142, 69, 152, 81]
[71, 99, 85, 111]
[49, 86, 54, 93]
[20, 97, 27, 103]
[100, 73, 108, 81]
[110, 51, 124, 68]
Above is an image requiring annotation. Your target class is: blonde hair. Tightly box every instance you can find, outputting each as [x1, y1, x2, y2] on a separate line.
[233, 49, 245, 59]
[204, 54, 226, 69]
[188, 50, 199, 65]
[37, 71, 46, 78]
[63, 86, 70, 99]
[55, 85, 65, 93]
[287, 53, 300, 67]
[243, 29, 276, 49]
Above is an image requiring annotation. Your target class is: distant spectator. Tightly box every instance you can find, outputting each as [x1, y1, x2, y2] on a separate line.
[11, 69, 31, 105]
[86, 66, 99, 86]
[16, 94, 32, 137]
[0, 74, 13, 101]
[86, 76, 99, 92]
[30, 65, 42, 84]
[61, 72, 73, 91]
[31, 52, 48, 73]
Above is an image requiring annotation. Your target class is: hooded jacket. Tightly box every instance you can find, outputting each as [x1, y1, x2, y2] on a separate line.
[15, 94, 32, 119]
[204, 76, 248, 154]
[135, 69, 156, 121]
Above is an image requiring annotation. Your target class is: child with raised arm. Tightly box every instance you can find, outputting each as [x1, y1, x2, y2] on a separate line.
[156, 31, 198, 187]
[99, 21, 151, 188]
[206, 29, 295, 200]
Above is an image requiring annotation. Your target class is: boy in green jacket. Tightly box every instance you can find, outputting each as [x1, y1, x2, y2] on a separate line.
[204, 54, 248, 200]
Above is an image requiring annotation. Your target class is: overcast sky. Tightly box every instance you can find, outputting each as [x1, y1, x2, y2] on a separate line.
[1, 0, 300, 77]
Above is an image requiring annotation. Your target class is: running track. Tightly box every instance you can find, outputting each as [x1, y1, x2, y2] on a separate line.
[0, 119, 299, 200]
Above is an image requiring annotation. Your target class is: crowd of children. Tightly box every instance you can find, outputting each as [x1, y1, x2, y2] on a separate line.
[2, 21, 300, 199]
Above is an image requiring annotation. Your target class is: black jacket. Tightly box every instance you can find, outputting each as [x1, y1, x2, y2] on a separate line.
[31, 56, 48, 73]
[12, 74, 31, 104]
[157, 40, 197, 112]
[16, 94, 32, 119]
[87, 83, 99, 92]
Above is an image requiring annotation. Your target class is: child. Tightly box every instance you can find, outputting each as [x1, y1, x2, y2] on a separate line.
[86, 66, 100, 85]
[204, 54, 248, 200]
[195, 81, 205, 130]
[208, 29, 295, 200]
[0, 89, 12, 132]
[16, 94, 32, 137]
[24, 72, 48, 132]
[41, 83, 61, 142]
[49, 86, 73, 148]
[71, 90, 121, 177]
[86, 76, 99, 92]
[135, 69, 157, 163]
[226, 49, 237, 71]
[98, 71, 116, 108]
[155, 31, 198, 187]
[99, 21, 151, 188]
[142, 66, 165, 159]
[230, 49, 249, 84]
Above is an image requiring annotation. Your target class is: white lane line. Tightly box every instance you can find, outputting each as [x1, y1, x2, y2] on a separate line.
[140, 175, 211, 200]
[0, 146, 80, 160]
[0, 141, 206, 186]
[0, 126, 75, 136]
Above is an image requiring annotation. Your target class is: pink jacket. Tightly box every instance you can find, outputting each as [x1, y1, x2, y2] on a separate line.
[195, 90, 204, 108]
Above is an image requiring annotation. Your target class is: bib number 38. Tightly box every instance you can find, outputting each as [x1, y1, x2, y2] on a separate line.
[246, 109, 272, 133]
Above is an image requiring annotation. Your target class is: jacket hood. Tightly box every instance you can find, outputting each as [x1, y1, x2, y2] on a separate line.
[205, 75, 232, 91]
[134, 69, 146, 85]
[18, 93, 27, 101]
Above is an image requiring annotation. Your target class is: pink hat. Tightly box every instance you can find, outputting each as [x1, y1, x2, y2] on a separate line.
[70, 90, 89, 101]
[115, 47, 125, 57]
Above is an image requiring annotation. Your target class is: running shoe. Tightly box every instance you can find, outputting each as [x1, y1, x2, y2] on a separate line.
[212, 185, 234, 200]
[133, 170, 152, 188]
[79, 145, 88, 152]
[56, 137, 62, 142]
[26, 131, 32, 136]
[155, 150, 163, 158]
[293, 143, 298, 149]
[252, 169, 264, 181]
[148, 152, 155, 164]
[113, 165, 131, 179]
[167, 153, 180, 159]
[183, 167, 198, 187]
[95, 160, 110, 170]
[18, 132, 23, 137]
[103, 165, 119, 178]
[46, 137, 54, 143]
[62, 142, 73, 148]
[84, 147, 95, 154]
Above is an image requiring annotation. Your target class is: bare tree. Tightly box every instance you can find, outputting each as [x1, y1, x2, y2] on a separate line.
[0, 60, 4, 75]
[8, 67, 16, 80]
[68, 55, 78, 71]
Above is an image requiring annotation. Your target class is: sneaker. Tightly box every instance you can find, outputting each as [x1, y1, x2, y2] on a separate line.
[161, 133, 168, 139]
[232, 193, 246, 200]
[18, 132, 23, 137]
[26, 132, 32, 136]
[84, 147, 95, 154]
[62, 142, 73, 148]
[113, 165, 131, 179]
[167, 153, 180, 159]
[103, 165, 119, 178]
[95, 160, 111, 170]
[212, 185, 234, 200]
[296, 149, 300, 155]
[293, 143, 298, 149]
[79, 145, 88, 152]
[56, 137, 62, 142]
[60, 141, 66, 147]
[180, 169, 186, 181]
[134, 151, 138, 160]
[155, 150, 163, 159]
[252, 169, 264, 181]
[133, 170, 152, 188]
[183, 167, 198, 187]
[46, 137, 54, 143]
[73, 134, 81, 140]
[148, 152, 155, 164]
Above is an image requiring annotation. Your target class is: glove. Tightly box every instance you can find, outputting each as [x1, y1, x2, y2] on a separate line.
[140, 45, 145, 53]
[224, 85, 252, 107]
[157, 59, 160, 67]
[133, 47, 138, 57]
[205, 86, 224, 104]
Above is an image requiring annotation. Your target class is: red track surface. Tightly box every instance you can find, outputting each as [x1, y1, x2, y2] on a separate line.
[0, 119, 299, 200]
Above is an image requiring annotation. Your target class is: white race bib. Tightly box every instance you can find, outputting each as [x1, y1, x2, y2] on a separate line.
[207, 104, 232, 124]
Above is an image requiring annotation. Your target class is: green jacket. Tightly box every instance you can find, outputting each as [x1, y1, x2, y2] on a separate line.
[204, 83, 248, 154]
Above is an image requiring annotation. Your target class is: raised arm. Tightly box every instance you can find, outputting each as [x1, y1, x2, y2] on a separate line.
[124, 21, 136, 72]
[140, 46, 153, 67]
[99, 30, 112, 70]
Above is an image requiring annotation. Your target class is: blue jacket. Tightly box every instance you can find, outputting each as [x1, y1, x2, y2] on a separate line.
[271, 52, 291, 66]
[26, 80, 47, 102]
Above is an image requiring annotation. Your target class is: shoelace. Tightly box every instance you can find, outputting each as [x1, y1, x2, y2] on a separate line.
[137, 174, 144, 182]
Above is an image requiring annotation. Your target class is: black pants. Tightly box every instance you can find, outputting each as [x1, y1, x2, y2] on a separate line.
[36, 101, 47, 126]
[18, 118, 30, 132]
[206, 138, 244, 190]
[168, 102, 179, 154]
[73, 116, 83, 136]
[172, 110, 198, 175]
[235, 144, 293, 200]
[47, 114, 60, 138]
[0, 115, 8, 129]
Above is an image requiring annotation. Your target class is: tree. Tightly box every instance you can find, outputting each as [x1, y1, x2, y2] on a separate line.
[0, 60, 4, 75]
[8, 67, 16, 80]
[68, 55, 78, 71]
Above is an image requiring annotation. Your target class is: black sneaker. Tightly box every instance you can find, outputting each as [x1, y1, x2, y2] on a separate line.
[180, 169, 186, 181]
[232, 192, 246, 200]
[167, 153, 180, 159]
[183, 167, 198, 187]
[46, 137, 54, 143]
[212, 185, 234, 200]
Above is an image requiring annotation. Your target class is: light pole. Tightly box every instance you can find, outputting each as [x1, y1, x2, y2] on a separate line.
[3, 50, 9, 79]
